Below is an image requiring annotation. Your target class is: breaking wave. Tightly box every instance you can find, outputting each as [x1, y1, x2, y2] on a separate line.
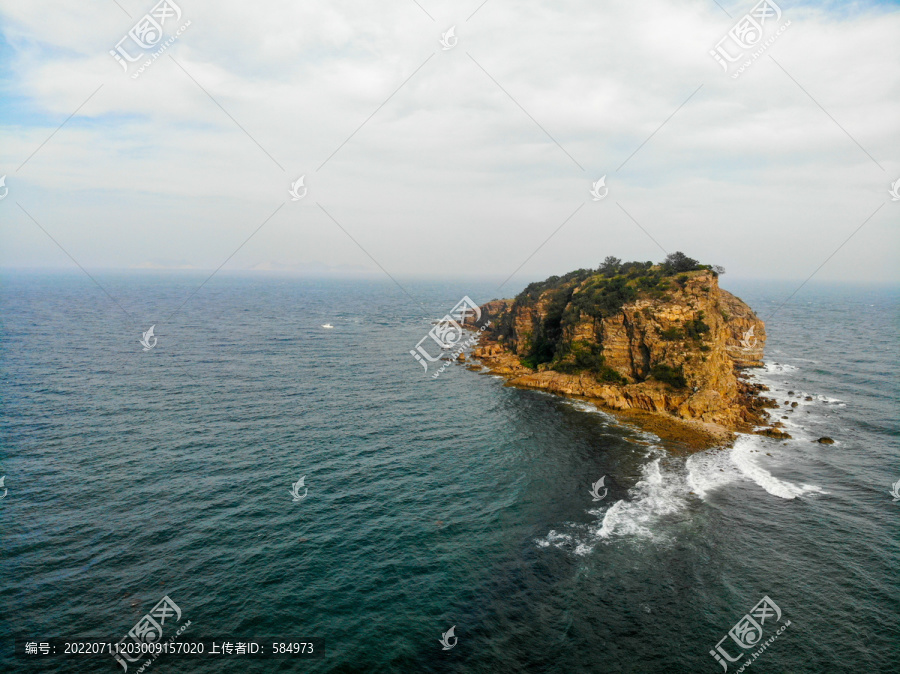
[730, 436, 825, 499]
[761, 362, 799, 374]
[595, 458, 688, 541]
[685, 436, 825, 501]
[536, 440, 826, 555]
[534, 454, 691, 555]
[533, 359, 831, 555]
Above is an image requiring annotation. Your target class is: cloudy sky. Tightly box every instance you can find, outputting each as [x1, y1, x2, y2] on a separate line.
[0, 0, 898, 284]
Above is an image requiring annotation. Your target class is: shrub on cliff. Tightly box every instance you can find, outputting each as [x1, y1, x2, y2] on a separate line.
[554, 342, 625, 383]
[517, 268, 593, 303]
[622, 261, 654, 277]
[650, 363, 687, 389]
[518, 286, 573, 365]
[569, 276, 638, 320]
[594, 366, 626, 384]
[659, 327, 682, 341]
[684, 313, 711, 340]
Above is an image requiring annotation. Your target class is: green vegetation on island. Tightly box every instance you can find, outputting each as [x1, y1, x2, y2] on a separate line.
[495, 252, 724, 386]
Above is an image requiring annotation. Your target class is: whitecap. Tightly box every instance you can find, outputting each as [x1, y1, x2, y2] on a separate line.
[537, 430, 826, 557]
[555, 394, 655, 434]
[686, 449, 739, 499]
[564, 400, 598, 414]
[595, 458, 687, 541]
[534, 528, 578, 550]
[686, 437, 827, 500]
[761, 362, 799, 374]
[534, 456, 689, 555]
[731, 436, 825, 499]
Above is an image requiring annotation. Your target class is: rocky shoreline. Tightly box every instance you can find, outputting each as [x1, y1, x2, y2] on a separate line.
[463, 345, 781, 451]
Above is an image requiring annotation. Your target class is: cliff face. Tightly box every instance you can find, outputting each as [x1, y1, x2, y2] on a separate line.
[468, 268, 771, 439]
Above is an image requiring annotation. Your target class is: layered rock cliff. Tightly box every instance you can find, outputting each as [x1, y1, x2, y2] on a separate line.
[465, 260, 776, 445]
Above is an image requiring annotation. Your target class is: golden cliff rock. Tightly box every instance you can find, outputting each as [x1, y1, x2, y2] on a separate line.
[464, 257, 777, 447]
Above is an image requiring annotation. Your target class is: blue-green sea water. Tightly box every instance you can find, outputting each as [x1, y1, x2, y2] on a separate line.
[1, 272, 898, 673]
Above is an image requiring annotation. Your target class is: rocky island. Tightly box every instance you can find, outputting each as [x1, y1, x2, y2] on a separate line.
[464, 253, 783, 449]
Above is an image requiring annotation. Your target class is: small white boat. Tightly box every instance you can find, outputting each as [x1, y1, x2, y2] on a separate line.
[440, 343, 453, 350]
[322, 323, 334, 329]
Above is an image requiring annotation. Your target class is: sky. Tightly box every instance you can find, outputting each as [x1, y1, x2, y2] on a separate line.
[0, 0, 898, 285]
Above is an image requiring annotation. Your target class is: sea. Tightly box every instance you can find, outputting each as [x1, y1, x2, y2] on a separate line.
[1, 271, 898, 673]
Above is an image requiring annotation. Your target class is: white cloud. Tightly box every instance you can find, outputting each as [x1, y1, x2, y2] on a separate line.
[0, 0, 897, 283]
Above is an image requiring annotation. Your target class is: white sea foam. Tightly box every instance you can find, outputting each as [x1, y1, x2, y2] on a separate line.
[730, 436, 825, 499]
[565, 400, 599, 414]
[761, 362, 799, 375]
[595, 458, 687, 542]
[771, 414, 814, 441]
[534, 455, 689, 554]
[748, 362, 847, 430]
[686, 449, 740, 499]
[534, 528, 578, 550]
[534, 355, 833, 554]
[685, 436, 827, 501]
[557, 395, 661, 438]
[538, 437, 826, 556]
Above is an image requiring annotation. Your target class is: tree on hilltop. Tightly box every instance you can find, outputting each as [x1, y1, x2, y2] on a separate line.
[599, 256, 622, 276]
[662, 251, 701, 274]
